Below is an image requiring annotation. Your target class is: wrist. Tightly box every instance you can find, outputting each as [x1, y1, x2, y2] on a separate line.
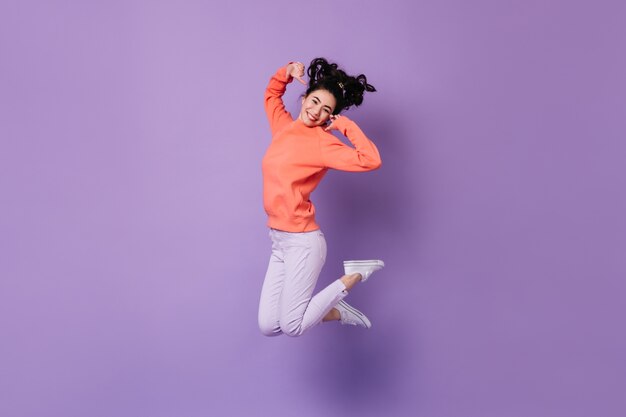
[334, 115, 352, 129]
[279, 65, 293, 83]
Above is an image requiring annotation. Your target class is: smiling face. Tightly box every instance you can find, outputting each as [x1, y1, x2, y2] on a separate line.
[298, 89, 337, 127]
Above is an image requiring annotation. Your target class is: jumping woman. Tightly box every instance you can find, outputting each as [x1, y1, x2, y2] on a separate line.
[258, 58, 385, 337]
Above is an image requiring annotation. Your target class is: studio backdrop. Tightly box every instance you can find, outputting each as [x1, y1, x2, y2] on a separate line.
[1, 1, 625, 417]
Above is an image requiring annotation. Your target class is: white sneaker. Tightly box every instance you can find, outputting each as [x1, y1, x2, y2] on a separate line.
[336, 300, 371, 329]
[343, 259, 385, 282]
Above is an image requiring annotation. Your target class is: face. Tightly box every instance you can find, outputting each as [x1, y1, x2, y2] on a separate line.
[298, 89, 337, 127]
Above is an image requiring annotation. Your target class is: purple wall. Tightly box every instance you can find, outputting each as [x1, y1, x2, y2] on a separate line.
[2, 0, 625, 416]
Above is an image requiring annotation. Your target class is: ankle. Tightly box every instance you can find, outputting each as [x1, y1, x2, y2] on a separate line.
[340, 273, 362, 291]
[323, 308, 341, 322]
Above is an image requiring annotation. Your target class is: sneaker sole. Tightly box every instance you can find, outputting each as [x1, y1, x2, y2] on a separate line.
[343, 260, 385, 268]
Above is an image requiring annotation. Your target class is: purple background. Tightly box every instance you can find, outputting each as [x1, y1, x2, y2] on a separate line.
[2, 0, 625, 416]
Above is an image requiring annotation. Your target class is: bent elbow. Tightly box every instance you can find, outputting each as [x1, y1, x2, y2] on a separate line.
[355, 153, 382, 171]
[365, 158, 382, 170]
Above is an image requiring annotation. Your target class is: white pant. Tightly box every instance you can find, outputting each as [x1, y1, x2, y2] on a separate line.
[258, 228, 347, 337]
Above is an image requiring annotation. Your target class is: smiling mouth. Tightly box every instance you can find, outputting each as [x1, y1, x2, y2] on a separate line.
[307, 112, 319, 122]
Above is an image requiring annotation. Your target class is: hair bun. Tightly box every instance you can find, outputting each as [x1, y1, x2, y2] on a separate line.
[305, 57, 376, 114]
[307, 58, 342, 87]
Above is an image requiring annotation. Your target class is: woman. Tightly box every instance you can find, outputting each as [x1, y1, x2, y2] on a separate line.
[258, 58, 384, 337]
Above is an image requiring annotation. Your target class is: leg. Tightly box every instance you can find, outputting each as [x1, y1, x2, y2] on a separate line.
[258, 238, 286, 336]
[278, 230, 348, 337]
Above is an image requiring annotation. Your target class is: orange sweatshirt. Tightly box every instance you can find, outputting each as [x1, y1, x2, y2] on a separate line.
[262, 65, 382, 232]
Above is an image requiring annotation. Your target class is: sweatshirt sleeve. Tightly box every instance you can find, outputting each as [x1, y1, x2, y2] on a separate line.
[264, 65, 295, 136]
[319, 116, 382, 172]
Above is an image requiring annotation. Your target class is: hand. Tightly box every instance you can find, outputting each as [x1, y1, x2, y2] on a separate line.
[286, 61, 307, 85]
[324, 114, 342, 131]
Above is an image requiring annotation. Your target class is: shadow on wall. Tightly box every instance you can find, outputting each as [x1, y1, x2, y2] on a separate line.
[303, 107, 423, 411]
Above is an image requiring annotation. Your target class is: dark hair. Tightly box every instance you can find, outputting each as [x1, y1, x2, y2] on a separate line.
[305, 57, 376, 114]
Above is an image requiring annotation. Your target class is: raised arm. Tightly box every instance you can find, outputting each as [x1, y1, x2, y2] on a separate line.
[319, 115, 382, 172]
[264, 62, 307, 136]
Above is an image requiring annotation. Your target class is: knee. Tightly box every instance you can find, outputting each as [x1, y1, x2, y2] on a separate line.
[280, 322, 304, 337]
[258, 319, 281, 337]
